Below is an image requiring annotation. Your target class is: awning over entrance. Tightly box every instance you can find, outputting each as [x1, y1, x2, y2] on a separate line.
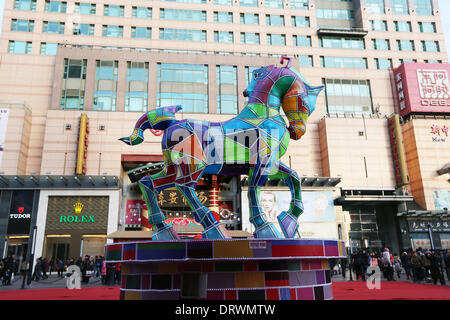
[335, 188, 414, 207]
[0, 175, 120, 190]
[241, 176, 341, 188]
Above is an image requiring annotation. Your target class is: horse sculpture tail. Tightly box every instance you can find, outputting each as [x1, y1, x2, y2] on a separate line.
[119, 105, 182, 145]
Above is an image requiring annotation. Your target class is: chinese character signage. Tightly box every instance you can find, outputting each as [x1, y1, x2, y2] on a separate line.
[429, 124, 448, 142]
[393, 63, 450, 117]
[0, 108, 9, 169]
[408, 220, 450, 233]
[157, 189, 209, 208]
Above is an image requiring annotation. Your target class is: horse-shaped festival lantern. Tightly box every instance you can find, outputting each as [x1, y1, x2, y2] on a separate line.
[120, 56, 324, 240]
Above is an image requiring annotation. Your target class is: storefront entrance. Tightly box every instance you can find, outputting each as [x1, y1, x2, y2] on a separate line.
[5, 237, 29, 272]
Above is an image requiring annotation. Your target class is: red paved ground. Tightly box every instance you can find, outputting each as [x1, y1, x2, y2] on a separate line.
[0, 282, 448, 300]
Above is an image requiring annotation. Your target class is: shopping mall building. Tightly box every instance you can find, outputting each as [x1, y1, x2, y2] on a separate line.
[0, 0, 449, 270]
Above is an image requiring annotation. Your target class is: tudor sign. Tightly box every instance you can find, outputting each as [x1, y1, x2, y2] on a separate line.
[393, 63, 450, 117]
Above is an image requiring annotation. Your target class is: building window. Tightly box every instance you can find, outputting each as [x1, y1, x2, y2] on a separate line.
[214, 0, 232, 5]
[161, 0, 206, 3]
[94, 60, 118, 111]
[290, 0, 308, 10]
[316, 9, 354, 20]
[245, 66, 258, 86]
[214, 31, 233, 43]
[240, 13, 259, 25]
[14, 0, 36, 11]
[399, 59, 417, 65]
[265, 0, 283, 9]
[104, 5, 124, 17]
[266, 15, 285, 26]
[126, 62, 148, 112]
[8, 40, 32, 54]
[40, 42, 58, 55]
[366, 0, 385, 14]
[132, 7, 152, 19]
[414, 0, 433, 16]
[61, 59, 87, 110]
[160, 9, 206, 22]
[324, 79, 372, 116]
[102, 25, 123, 37]
[391, 0, 409, 15]
[160, 29, 207, 42]
[299, 55, 313, 67]
[394, 21, 412, 32]
[11, 19, 34, 32]
[374, 58, 393, 70]
[320, 36, 365, 49]
[216, 65, 238, 114]
[421, 41, 439, 52]
[45, 1, 66, 13]
[419, 22, 436, 33]
[424, 59, 441, 63]
[291, 16, 310, 27]
[240, 32, 260, 44]
[131, 27, 152, 39]
[293, 35, 311, 47]
[397, 40, 415, 51]
[320, 56, 367, 69]
[267, 34, 286, 46]
[372, 39, 390, 50]
[240, 0, 258, 7]
[157, 63, 209, 114]
[43, 21, 65, 34]
[370, 20, 387, 31]
[214, 12, 233, 23]
[75, 3, 96, 15]
[73, 24, 95, 36]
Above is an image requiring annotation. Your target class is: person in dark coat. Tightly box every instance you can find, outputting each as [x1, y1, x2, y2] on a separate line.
[32, 257, 42, 281]
[429, 250, 443, 285]
[341, 257, 347, 278]
[360, 250, 369, 281]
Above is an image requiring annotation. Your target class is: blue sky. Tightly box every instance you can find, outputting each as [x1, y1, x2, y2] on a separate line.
[0, 0, 449, 58]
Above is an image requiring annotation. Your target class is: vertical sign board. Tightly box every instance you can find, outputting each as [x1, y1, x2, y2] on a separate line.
[388, 114, 409, 187]
[393, 63, 450, 117]
[75, 114, 89, 175]
[0, 108, 9, 168]
[7, 190, 34, 235]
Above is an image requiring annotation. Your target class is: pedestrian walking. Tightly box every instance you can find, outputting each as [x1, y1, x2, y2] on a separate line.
[20, 259, 29, 289]
[57, 259, 65, 278]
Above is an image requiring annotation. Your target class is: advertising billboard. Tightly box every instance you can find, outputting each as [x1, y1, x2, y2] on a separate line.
[7, 190, 35, 235]
[0, 108, 9, 168]
[393, 63, 450, 117]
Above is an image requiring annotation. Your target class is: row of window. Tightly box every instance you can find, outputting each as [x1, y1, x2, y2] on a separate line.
[370, 20, 437, 32]
[367, 0, 434, 16]
[13, 0, 309, 13]
[372, 39, 440, 52]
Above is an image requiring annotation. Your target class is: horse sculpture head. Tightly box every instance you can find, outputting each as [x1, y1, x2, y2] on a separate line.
[244, 56, 324, 140]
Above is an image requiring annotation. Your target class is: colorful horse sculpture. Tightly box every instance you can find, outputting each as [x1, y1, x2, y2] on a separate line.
[120, 56, 324, 240]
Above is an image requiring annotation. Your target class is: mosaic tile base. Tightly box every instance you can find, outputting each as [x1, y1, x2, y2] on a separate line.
[105, 239, 346, 300]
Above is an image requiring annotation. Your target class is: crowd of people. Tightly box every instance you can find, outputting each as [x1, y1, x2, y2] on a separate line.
[0, 256, 19, 285]
[332, 247, 450, 285]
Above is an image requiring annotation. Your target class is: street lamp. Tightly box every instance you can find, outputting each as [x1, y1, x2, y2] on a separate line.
[26, 225, 37, 286]
[427, 224, 434, 250]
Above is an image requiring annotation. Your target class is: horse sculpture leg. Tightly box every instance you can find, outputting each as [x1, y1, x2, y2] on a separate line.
[248, 153, 284, 239]
[138, 168, 180, 240]
[269, 161, 303, 238]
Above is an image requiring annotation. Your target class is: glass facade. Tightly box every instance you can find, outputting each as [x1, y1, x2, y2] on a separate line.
[421, 41, 439, 52]
[320, 36, 365, 49]
[14, 0, 36, 11]
[320, 56, 367, 69]
[60, 59, 87, 110]
[366, 0, 385, 14]
[348, 209, 381, 249]
[391, 0, 409, 15]
[299, 55, 313, 67]
[132, 7, 152, 19]
[397, 40, 415, 51]
[240, 0, 258, 7]
[414, 0, 433, 16]
[126, 62, 149, 112]
[316, 9, 354, 20]
[419, 22, 436, 33]
[372, 39, 390, 50]
[214, 12, 233, 23]
[11, 19, 34, 32]
[160, 9, 206, 22]
[240, 32, 260, 44]
[324, 79, 372, 116]
[375, 58, 393, 70]
[240, 13, 259, 25]
[291, 16, 310, 27]
[40, 42, 58, 55]
[103, 5, 124, 17]
[162, 0, 206, 3]
[265, 0, 283, 8]
[43, 21, 65, 34]
[290, 0, 308, 10]
[214, 31, 233, 43]
[216, 65, 238, 114]
[93, 60, 118, 111]
[214, 0, 232, 5]
[394, 21, 412, 32]
[102, 25, 123, 37]
[245, 66, 258, 86]
[8, 40, 32, 54]
[293, 35, 311, 47]
[131, 27, 152, 39]
[160, 29, 207, 42]
[73, 24, 95, 36]
[45, 1, 66, 13]
[370, 20, 387, 31]
[157, 63, 208, 113]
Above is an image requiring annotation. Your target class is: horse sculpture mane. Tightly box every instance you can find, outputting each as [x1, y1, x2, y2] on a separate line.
[120, 56, 324, 240]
